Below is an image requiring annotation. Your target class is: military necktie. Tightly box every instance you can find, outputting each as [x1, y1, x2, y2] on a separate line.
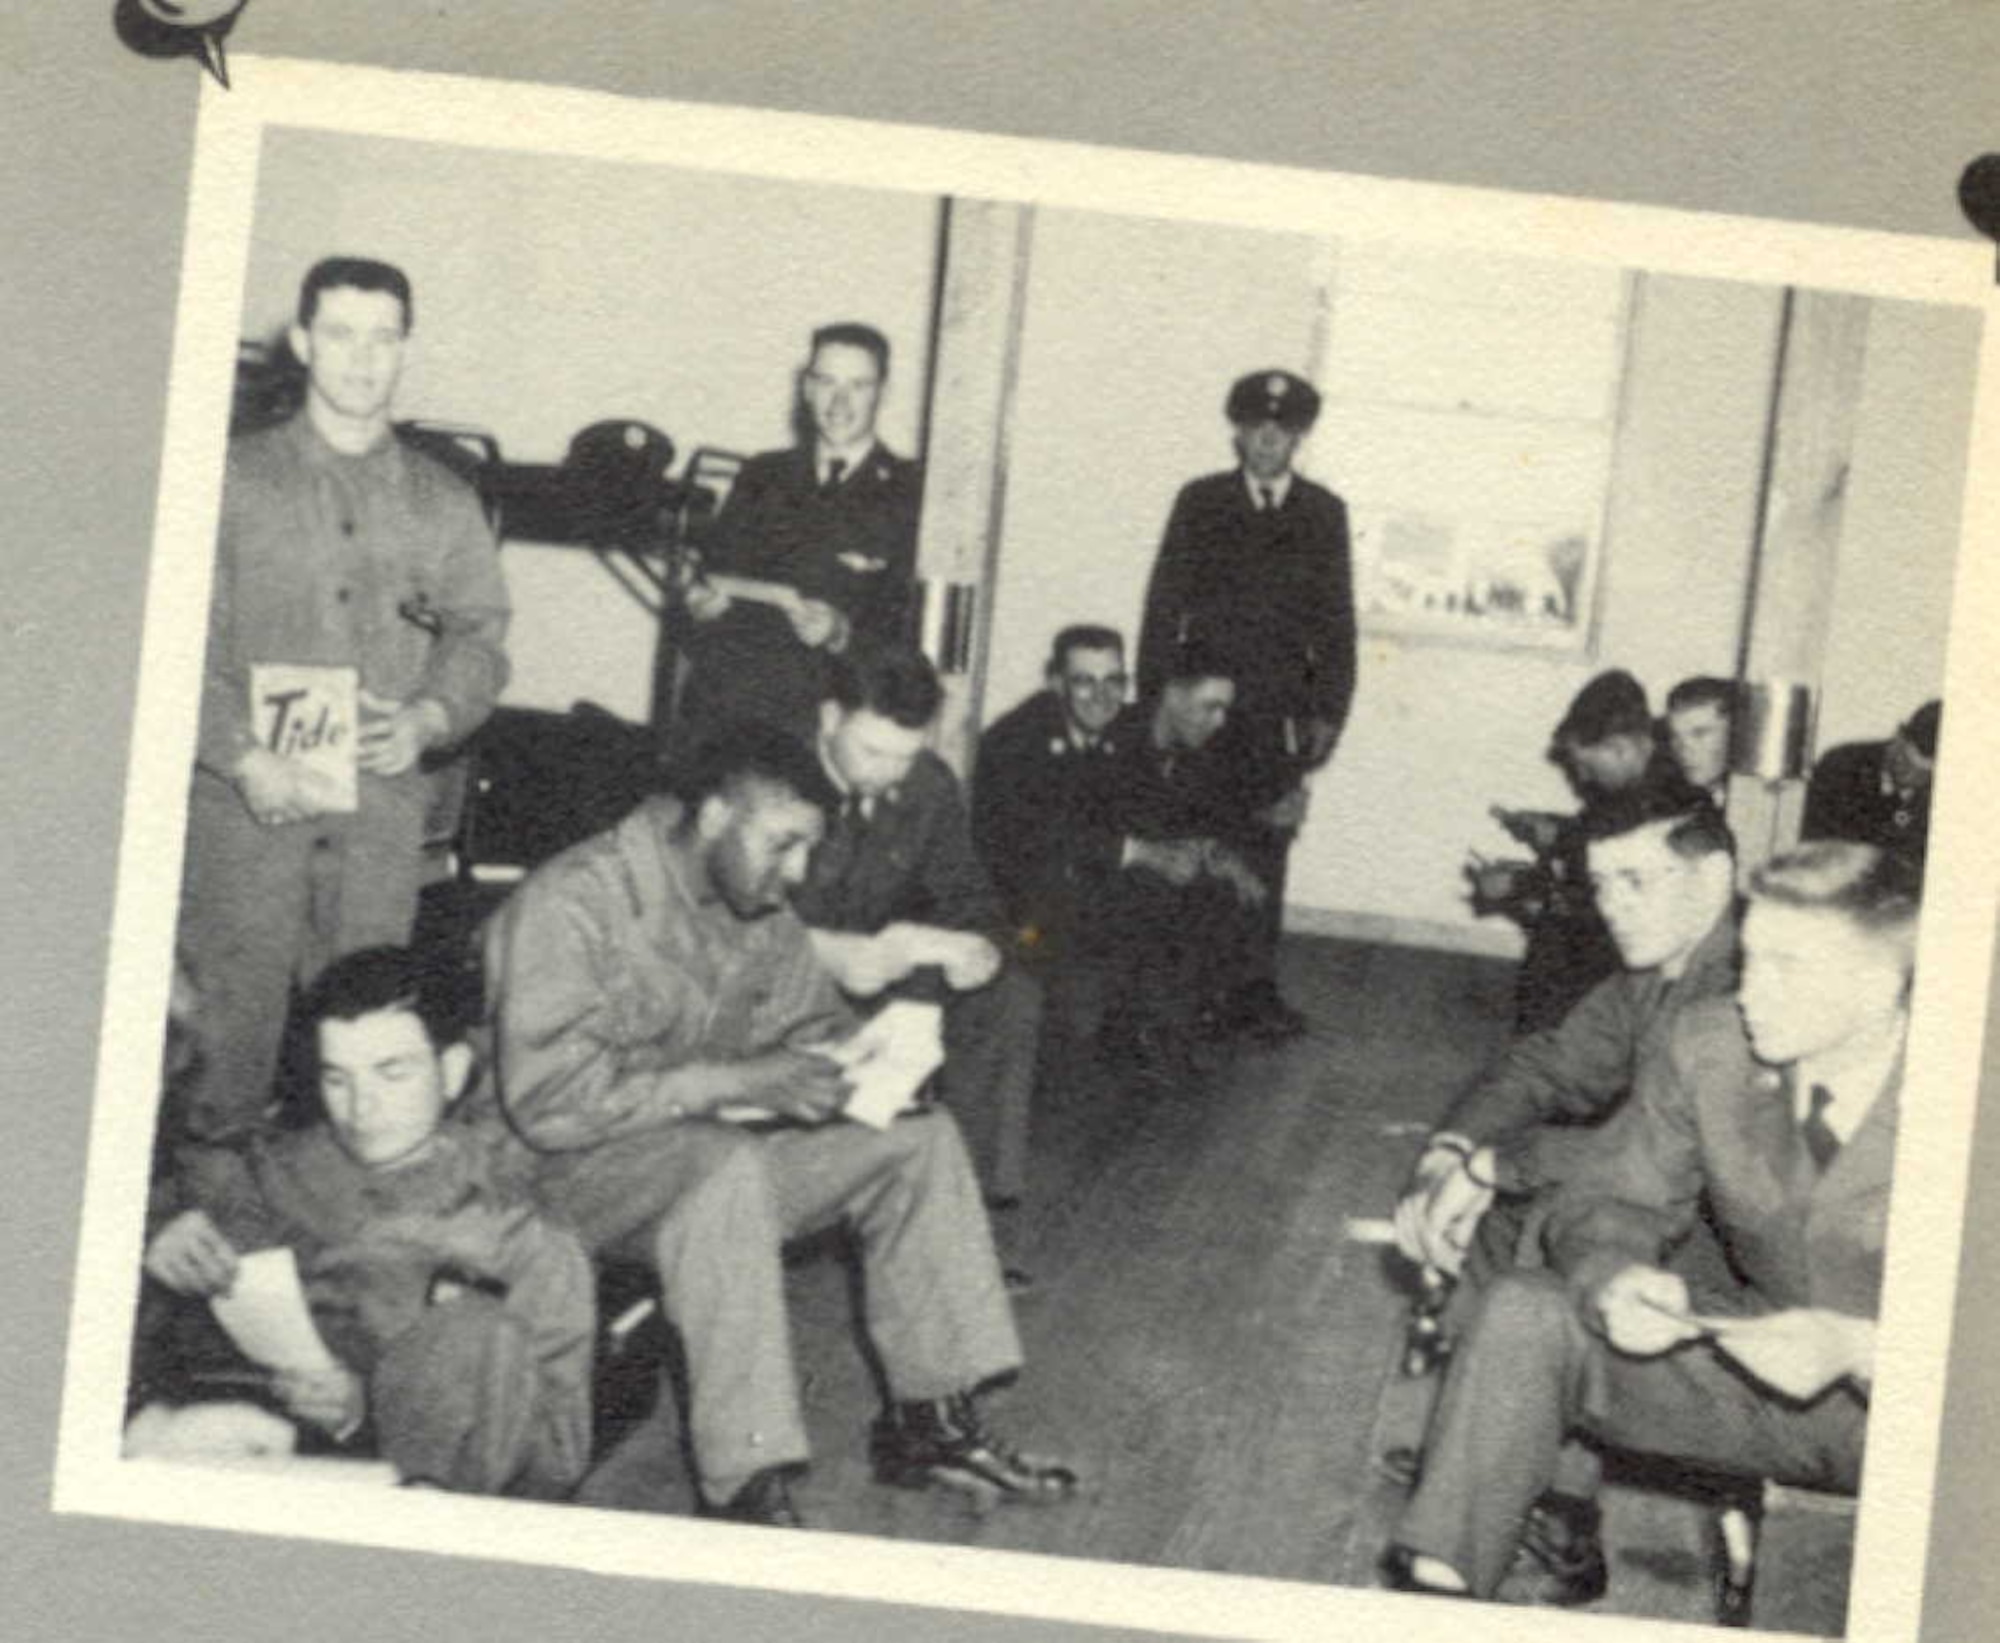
[822, 457, 848, 495]
[1801, 1084, 1842, 1172]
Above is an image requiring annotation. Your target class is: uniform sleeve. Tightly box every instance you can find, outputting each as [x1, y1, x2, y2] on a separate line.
[1440, 971, 1642, 1149]
[483, 878, 707, 1151]
[194, 465, 255, 779]
[1307, 496, 1357, 735]
[1137, 485, 1200, 705]
[970, 721, 1039, 917]
[416, 484, 511, 745]
[1541, 1019, 1708, 1300]
[840, 464, 921, 647]
[913, 770, 1010, 939]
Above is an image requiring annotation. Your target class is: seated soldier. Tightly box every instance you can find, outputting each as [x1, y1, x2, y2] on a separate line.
[793, 646, 1043, 1218]
[469, 723, 1077, 1527]
[1477, 669, 1678, 1033]
[1802, 698, 1941, 868]
[1387, 783, 1737, 1492]
[1385, 842, 1912, 1611]
[971, 625, 1132, 1012]
[1093, 642, 1274, 1072]
[136, 946, 594, 1498]
[1664, 675, 1740, 810]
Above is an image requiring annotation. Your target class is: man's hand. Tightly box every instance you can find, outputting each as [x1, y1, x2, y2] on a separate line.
[143, 1209, 241, 1297]
[1595, 1265, 1704, 1357]
[681, 576, 733, 623]
[1710, 1310, 1875, 1401]
[233, 747, 328, 827]
[734, 1045, 851, 1126]
[1392, 1139, 1494, 1277]
[809, 926, 925, 996]
[1491, 805, 1564, 855]
[787, 597, 850, 652]
[935, 931, 1003, 992]
[274, 1364, 367, 1438]
[357, 691, 450, 777]
[1205, 847, 1269, 908]
[1260, 786, 1310, 832]
[1127, 838, 1205, 887]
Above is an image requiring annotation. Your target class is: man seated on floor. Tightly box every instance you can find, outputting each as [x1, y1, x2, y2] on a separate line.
[1388, 782, 1738, 1494]
[1091, 641, 1276, 1073]
[135, 946, 594, 1498]
[470, 722, 1077, 1526]
[1385, 840, 1913, 1608]
[1802, 698, 1941, 868]
[1664, 675, 1739, 811]
[1478, 669, 1679, 1033]
[793, 645, 1043, 1221]
[971, 624, 1132, 1000]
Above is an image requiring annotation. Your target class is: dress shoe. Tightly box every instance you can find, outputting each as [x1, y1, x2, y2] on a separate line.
[1496, 1490, 1607, 1606]
[870, 1393, 1079, 1506]
[1379, 1544, 1468, 1598]
[698, 1465, 807, 1528]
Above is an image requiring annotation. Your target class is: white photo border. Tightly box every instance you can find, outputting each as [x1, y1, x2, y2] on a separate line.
[53, 54, 2000, 1643]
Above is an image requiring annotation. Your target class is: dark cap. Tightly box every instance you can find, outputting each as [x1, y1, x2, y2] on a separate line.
[1899, 699, 1942, 758]
[1554, 669, 1652, 749]
[1226, 369, 1321, 431]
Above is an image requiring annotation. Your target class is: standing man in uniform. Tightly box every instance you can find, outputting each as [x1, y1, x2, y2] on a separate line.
[1137, 369, 1356, 1041]
[678, 322, 923, 742]
[179, 256, 510, 1143]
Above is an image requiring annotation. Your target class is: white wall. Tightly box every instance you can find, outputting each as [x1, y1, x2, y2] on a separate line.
[1815, 297, 1983, 751]
[242, 127, 942, 721]
[985, 210, 1806, 950]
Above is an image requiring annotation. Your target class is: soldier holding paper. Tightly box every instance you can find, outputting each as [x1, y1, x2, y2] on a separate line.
[178, 256, 510, 1143]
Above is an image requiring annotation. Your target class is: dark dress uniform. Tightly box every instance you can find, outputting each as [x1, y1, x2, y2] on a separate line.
[792, 751, 1041, 1205]
[1136, 463, 1357, 985]
[1802, 740, 1933, 867]
[679, 443, 922, 741]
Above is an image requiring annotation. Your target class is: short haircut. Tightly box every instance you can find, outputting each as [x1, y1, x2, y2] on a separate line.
[810, 321, 890, 377]
[1048, 624, 1125, 675]
[1666, 675, 1739, 719]
[1555, 668, 1653, 749]
[1580, 778, 1735, 859]
[1156, 637, 1235, 690]
[825, 643, 942, 730]
[301, 946, 461, 1051]
[298, 257, 414, 330]
[1899, 699, 1943, 759]
[673, 719, 841, 820]
[1749, 840, 1921, 935]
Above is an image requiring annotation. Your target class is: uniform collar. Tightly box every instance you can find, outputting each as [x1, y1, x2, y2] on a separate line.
[1241, 469, 1294, 510]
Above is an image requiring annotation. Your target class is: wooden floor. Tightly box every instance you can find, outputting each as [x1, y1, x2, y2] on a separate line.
[575, 935, 1847, 1634]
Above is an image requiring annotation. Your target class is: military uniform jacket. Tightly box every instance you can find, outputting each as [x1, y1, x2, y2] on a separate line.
[1546, 995, 1896, 1324]
[682, 443, 922, 736]
[793, 749, 1008, 946]
[1136, 469, 1357, 747]
[1802, 740, 1932, 864]
[971, 692, 1129, 928]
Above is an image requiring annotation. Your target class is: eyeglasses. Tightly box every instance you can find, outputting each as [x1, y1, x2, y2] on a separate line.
[1065, 673, 1129, 694]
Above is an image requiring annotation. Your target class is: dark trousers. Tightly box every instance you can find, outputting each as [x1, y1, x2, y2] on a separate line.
[935, 964, 1041, 1204]
[1395, 1270, 1866, 1596]
[176, 771, 426, 1141]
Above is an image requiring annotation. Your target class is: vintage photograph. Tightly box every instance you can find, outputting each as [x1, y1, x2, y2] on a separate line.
[52, 53, 1996, 1643]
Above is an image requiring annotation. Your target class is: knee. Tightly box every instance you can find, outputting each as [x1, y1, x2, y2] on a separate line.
[650, 1131, 774, 1253]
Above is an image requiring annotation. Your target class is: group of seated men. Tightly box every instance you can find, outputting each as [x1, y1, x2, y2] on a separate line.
[1376, 666, 1940, 1617]
[133, 253, 1941, 1612]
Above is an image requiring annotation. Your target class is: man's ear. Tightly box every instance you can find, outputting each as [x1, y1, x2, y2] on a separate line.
[817, 700, 842, 745]
[288, 322, 313, 367]
[694, 790, 734, 842]
[439, 1042, 474, 1106]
